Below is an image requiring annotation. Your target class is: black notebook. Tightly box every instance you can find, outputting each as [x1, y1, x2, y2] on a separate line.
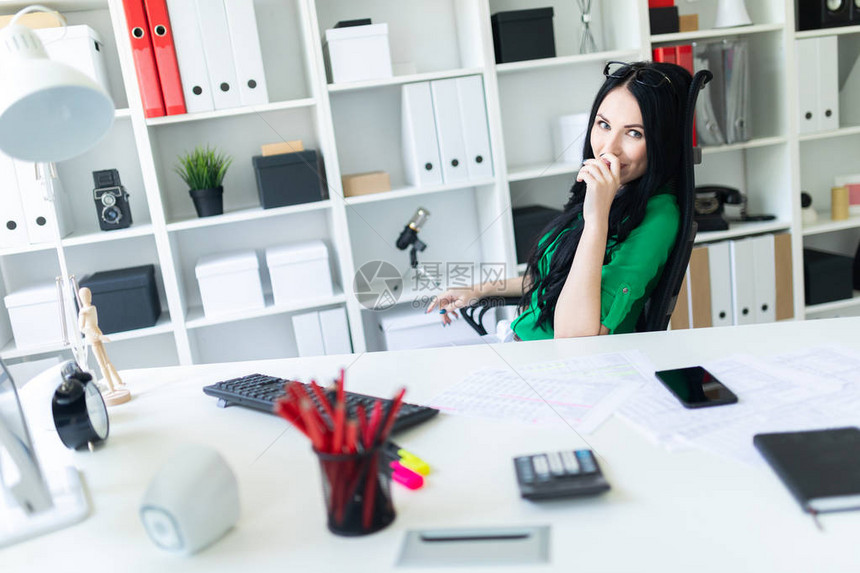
[753, 427, 860, 514]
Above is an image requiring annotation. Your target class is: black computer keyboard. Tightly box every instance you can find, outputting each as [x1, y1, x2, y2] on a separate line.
[203, 373, 440, 435]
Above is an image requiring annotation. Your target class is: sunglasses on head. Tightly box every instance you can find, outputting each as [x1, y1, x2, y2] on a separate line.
[603, 61, 673, 89]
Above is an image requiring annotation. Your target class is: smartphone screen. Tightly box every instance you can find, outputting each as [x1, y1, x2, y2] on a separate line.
[654, 366, 738, 409]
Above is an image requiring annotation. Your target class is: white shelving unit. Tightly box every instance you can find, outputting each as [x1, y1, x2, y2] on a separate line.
[1, 0, 858, 366]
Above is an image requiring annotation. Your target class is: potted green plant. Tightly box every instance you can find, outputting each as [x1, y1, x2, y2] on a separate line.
[174, 145, 233, 217]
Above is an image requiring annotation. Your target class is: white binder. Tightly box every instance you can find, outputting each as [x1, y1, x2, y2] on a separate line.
[795, 38, 823, 134]
[223, 0, 268, 106]
[319, 307, 352, 355]
[455, 75, 493, 181]
[292, 311, 325, 357]
[165, 0, 214, 113]
[707, 242, 733, 328]
[751, 234, 776, 324]
[194, 0, 241, 110]
[12, 162, 72, 244]
[430, 78, 469, 184]
[0, 152, 28, 249]
[402, 82, 443, 187]
[728, 238, 756, 325]
[818, 36, 840, 132]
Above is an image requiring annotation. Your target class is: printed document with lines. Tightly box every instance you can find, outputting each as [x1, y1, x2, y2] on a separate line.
[618, 350, 851, 463]
[428, 351, 652, 434]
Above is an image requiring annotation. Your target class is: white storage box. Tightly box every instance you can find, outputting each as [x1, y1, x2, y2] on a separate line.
[4, 283, 64, 349]
[36, 25, 111, 96]
[379, 307, 495, 351]
[292, 307, 352, 357]
[553, 112, 590, 165]
[266, 241, 333, 306]
[195, 250, 265, 318]
[324, 23, 393, 84]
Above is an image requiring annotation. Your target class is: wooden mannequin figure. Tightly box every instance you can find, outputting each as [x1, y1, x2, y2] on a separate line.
[78, 287, 131, 406]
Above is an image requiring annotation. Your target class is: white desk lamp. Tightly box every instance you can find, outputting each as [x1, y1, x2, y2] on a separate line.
[0, 4, 114, 547]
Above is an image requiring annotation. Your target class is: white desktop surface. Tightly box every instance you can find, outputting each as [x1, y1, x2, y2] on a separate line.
[6, 318, 860, 572]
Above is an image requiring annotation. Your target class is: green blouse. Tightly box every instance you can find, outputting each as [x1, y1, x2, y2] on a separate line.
[511, 191, 680, 340]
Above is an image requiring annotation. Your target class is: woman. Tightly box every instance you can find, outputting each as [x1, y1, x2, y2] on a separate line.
[427, 61, 693, 339]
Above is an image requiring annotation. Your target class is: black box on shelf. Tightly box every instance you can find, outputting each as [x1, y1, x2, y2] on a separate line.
[491, 8, 555, 64]
[512, 205, 563, 264]
[252, 150, 327, 209]
[649, 6, 679, 35]
[803, 248, 854, 306]
[79, 264, 161, 334]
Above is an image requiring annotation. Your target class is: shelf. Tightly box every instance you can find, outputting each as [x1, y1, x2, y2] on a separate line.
[184, 291, 347, 330]
[798, 125, 860, 143]
[802, 213, 860, 236]
[507, 162, 580, 182]
[695, 220, 791, 243]
[700, 136, 788, 155]
[62, 224, 155, 247]
[805, 292, 860, 314]
[0, 313, 172, 360]
[0, 242, 58, 257]
[796, 24, 860, 39]
[166, 200, 332, 232]
[0, 1, 106, 11]
[651, 23, 784, 44]
[146, 98, 316, 126]
[327, 68, 484, 93]
[344, 178, 495, 206]
[495, 50, 640, 75]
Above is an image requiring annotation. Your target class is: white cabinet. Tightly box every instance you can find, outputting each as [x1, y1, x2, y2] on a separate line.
[1, 0, 858, 367]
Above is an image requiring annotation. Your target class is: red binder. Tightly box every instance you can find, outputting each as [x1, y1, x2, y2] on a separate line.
[122, 0, 165, 118]
[651, 46, 676, 64]
[142, 0, 187, 116]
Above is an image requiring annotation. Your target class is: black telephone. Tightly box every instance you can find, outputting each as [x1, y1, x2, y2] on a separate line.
[694, 186, 775, 232]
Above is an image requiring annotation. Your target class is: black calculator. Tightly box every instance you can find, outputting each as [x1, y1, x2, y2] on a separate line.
[513, 449, 610, 500]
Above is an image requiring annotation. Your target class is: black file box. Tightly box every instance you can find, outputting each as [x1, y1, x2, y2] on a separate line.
[803, 248, 854, 305]
[512, 205, 563, 264]
[252, 150, 327, 209]
[80, 264, 161, 334]
[491, 8, 555, 64]
[649, 6, 680, 35]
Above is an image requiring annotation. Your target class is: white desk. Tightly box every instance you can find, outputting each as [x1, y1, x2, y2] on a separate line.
[6, 318, 860, 572]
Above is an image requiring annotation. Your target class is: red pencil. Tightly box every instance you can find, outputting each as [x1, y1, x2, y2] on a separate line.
[309, 380, 335, 425]
[299, 398, 326, 451]
[332, 401, 346, 453]
[376, 388, 406, 445]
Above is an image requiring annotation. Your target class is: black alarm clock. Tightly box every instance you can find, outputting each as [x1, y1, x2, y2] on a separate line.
[51, 361, 109, 451]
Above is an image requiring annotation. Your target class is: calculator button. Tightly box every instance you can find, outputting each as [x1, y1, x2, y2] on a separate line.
[532, 455, 551, 479]
[546, 452, 565, 476]
[576, 450, 597, 473]
[560, 451, 580, 474]
[516, 458, 535, 483]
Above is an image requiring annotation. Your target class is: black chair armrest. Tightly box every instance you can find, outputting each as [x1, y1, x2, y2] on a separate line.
[460, 296, 521, 336]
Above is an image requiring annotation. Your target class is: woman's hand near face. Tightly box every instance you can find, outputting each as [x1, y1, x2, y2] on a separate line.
[576, 153, 621, 225]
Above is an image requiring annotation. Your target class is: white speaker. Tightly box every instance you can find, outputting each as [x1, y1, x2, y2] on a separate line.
[714, 0, 753, 27]
[139, 444, 240, 555]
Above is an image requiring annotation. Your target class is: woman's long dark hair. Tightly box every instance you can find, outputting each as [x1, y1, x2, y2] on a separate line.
[520, 62, 692, 331]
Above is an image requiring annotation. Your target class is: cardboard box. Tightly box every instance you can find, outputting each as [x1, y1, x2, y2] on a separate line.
[679, 14, 699, 32]
[0, 11, 63, 29]
[342, 171, 391, 197]
[261, 140, 304, 157]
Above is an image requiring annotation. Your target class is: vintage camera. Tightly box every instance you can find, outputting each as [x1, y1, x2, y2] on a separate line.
[93, 169, 132, 231]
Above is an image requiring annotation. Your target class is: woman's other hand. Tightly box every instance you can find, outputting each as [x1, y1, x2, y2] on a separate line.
[426, 287, 480, 326]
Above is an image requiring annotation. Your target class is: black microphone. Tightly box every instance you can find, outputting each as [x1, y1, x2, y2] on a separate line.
[396, 207, 430, 250]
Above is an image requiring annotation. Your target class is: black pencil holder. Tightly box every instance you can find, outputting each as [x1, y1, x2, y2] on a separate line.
[314, 447, 395, 536]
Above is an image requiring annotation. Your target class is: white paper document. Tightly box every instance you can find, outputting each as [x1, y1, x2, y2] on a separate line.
[618, 349, 854, 463]
[429, 351, 652, 434]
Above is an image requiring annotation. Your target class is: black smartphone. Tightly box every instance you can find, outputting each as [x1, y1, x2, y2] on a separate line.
[654, 366, 738, 409]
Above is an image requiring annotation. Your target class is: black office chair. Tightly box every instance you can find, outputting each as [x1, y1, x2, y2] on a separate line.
[462, 69, 713, 336]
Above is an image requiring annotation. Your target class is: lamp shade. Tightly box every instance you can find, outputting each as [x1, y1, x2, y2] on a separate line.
[0, 24, 113, 162]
